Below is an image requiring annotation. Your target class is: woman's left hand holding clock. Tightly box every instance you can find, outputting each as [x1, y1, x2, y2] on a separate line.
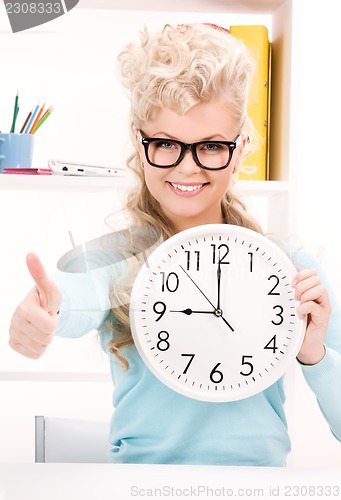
[293, 268, 331, 365]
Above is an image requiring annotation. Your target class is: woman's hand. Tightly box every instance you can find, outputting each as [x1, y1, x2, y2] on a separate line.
[293, 268, 332, 365]
[9, 253, 62, 359]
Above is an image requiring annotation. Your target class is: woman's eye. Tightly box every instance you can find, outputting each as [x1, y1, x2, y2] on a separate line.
[155, 140, 176, 150]
[202, 142, 224, 152]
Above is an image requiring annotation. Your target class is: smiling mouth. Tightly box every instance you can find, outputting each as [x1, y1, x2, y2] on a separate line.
[168, 182, 207, 192]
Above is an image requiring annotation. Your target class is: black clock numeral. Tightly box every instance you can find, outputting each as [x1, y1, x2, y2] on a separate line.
[156, 331, 170, 351]
[210, 363, 224, 383]
[271, 305, 284, 326]
[211, 244, 230, 264]
[153, 301, 166, 322]
[268, 275, 280, 295]
[185, 250, 200, 271]
[160, 272, 179, 292]
[181, 354, 195, 374]
[248, 252, 254, 272]
[264, 335, 278, 353]
[240, 355, 254, 376]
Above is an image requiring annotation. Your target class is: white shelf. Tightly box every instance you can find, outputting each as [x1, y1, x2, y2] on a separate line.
[0, 173, 130, 191]
[0, 174, 288, 195]
[234, 180, 288, 197]
[0, 371, 111, 382]
[77, 0, 286, 14]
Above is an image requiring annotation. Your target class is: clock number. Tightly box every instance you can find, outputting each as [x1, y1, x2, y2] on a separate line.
[160, 272, 179, 292]
[185, 250, 200, 271]
[271, 305, 284, 326]
[268, 275, 280, 295]
[153, 301, 166, 322]
[209, 363, 224, 383]
[264, 335, 278, 353]
[240, 355, 254, 376]
[156, 331, 170, 351]
[248, 252, 253, 272]
[211, 244, 230, 264]
[181, 354, 195, 374]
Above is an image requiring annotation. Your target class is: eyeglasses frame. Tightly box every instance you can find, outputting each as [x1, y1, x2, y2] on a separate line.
[138, 130, 242, 171]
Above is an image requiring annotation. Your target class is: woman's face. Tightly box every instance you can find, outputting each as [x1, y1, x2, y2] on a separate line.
[137, 100, 246, 233]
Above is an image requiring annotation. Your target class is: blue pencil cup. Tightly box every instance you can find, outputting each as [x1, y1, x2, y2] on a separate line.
[0, 133, 34, 172]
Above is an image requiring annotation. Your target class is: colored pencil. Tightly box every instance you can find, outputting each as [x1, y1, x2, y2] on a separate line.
[38, 105, 52, 123]
[32, 107, 53, 134]
[24, 104, 39, 134]
[31, 105, 50, 133]
[14, 104, 20, 131]
[10, 91, 19, 133]
[28, 103, 45, 134]
[19, 110, 32, 133]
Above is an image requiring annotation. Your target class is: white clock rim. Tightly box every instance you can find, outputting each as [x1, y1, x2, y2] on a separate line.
[130, 224, 307, 402]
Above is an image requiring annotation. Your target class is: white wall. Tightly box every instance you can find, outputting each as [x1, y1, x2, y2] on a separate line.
[286, 0, 341, 466]
[0, 3, 340, 467]
[291, 0, 341, 295]
[277, 0, 341, 467]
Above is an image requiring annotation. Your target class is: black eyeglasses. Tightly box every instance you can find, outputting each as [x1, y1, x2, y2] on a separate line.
[138, 130, 242, 171]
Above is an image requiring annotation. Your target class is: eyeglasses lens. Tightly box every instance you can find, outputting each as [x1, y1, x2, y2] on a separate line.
[147, 140, 231, 169]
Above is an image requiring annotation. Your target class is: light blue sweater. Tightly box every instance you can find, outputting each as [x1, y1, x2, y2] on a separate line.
[54, 240, 341, 466]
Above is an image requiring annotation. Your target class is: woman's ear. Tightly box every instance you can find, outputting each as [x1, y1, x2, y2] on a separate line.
[232, 134, 249, 175]
[239, 133, 250, 155]
[233, 134, 248, 168]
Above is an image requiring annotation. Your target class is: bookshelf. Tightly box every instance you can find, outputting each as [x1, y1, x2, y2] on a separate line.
[0, 0, 296, 236]
[0, 0, 296, 378]
[76, 0, 297, 237]
[76, 0, 293, 180]
[0, 0, 296, 226]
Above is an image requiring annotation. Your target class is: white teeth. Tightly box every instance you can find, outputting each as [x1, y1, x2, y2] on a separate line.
[171, 183, 203, 192]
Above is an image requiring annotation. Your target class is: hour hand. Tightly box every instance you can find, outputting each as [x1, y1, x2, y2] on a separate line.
[170, 308, 215, 315]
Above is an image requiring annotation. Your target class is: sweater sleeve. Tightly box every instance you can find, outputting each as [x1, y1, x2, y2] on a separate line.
[289, 245, 341, 441]
[53, 248, 127, 339]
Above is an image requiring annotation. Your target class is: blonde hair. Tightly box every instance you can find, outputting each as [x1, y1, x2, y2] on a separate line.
[107, 23, 262, 367]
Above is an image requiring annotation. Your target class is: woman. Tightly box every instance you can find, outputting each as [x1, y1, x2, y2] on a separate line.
[9, 23, 340, 466]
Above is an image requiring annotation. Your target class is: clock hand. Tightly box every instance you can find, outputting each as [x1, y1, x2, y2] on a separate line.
[216, 311, 235, 331]
[170, 308, 216, 315]
[214, 259, 234, 330]
[217, 257, 221, 310]
[179, 265, 234, 332]
[179, 265, 215, 308]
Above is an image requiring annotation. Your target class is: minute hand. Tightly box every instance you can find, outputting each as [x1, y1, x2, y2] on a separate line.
[217, 258, 221, 310]
[179, 265, 234, 332]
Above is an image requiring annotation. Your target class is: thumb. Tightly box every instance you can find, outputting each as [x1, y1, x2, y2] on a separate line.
[26, 252, 61, 313]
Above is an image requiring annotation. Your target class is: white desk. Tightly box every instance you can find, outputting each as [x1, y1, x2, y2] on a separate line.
[0, 464, 340, 500]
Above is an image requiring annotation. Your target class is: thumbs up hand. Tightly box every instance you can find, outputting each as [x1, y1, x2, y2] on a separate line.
[26, 252, 61, 315]
[9, 253, 62, 359]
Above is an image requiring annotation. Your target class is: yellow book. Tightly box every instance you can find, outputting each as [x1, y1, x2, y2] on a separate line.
[229, 25, 270, 181]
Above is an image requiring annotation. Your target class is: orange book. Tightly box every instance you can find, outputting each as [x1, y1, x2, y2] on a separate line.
[230, 25, 270, 180]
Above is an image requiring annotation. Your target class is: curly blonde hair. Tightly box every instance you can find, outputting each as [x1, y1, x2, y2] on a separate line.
[106, 23, 262, 367]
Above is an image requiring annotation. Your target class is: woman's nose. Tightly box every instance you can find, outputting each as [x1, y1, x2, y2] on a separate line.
[174, 150, 202, 175]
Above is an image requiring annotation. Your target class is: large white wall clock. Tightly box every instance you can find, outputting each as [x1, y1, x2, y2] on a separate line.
[130, 224, 306, 402]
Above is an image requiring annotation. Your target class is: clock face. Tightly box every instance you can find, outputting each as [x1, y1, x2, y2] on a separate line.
[130, 224, 306, 402]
